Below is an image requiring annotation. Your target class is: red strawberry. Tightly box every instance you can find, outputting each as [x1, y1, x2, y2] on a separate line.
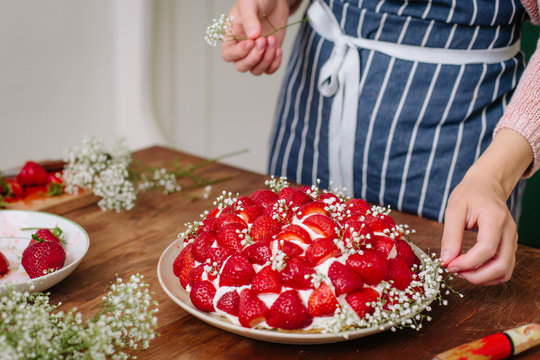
[216, 290, 240, 316]
[364, 215, 392, 233]
[206, 207, 221, 219]
[188, 264, 205, 286]
[242, 241, 272, 265]
[192, 231, 217, 263]
[216, 223, 245, 252]
[284, 189, 312, 208]
[305, 238, 340, 265]
[219, 254, 255, 287]
[308, 282, 339, 317]
[345, 287, 379, 319]
[190, 280, 216, 312]
[319, 192, 342, 205]
[236, 196, 254, 207]
[267, 290, 313, 330]
[380, 214, 396, 228]
[16, 161, 49, 186]
[277, 224, 311, 244]
[251, 266, 282, 294]
[29, 227, 64, 246]
[6, 179, 25, 198]
[173, 244, 196, 288]
[342, 219, 374, 248]
[0, 251, 9, 277]
[278, 186, 296, 200]
[346, 250, 388, 285]
[200, 217, 220, 233]
[238, 288, 269, 327]
[236, 204, 264, 224]
[215, 212, 247, 229]
[345, 198, 371, 216]
[328, 261, 364, 296]
[278, 240, 304, 258]
[249, 189, 278, 209]
[295, 201, 329, 218]
[303, 214, 339, 239]
[280, 257, 314, 290]
[21, 241, 66, 279]
[250, 215, 281, 242]
[207, 245, 232, 269]
[373, 235, 396, 257]
[385, 258, 413, 290]
[395, 239, 420, 268]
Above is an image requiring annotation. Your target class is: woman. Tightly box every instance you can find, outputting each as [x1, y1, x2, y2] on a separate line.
[221, 0, 540, 286]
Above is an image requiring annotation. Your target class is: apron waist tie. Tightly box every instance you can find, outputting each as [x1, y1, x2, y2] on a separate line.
[308, 0, 521, 196]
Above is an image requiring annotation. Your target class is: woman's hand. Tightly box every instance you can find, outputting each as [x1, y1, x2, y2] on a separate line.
[440, 129, 533, 285]
[221, 0, 292, 75]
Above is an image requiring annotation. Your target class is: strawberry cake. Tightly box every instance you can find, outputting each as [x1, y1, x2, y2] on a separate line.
[172, 177, 444, 334]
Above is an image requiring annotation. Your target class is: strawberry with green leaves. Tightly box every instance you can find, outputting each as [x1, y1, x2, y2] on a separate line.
[21, 241, 66, 279]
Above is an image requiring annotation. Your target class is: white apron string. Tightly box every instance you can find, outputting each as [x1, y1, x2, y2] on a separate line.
[307, 0, 521, 196]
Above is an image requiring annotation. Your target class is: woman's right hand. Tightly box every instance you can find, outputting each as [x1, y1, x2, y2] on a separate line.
[221, 0, 292, 75]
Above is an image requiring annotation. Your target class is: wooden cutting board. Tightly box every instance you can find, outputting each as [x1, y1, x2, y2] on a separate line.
[4, 189, 98, 215]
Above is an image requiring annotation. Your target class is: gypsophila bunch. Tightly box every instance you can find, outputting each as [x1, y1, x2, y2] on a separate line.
[63, 135, 241, 212]
[0, 274, 158, 360]
[204, 13, 308, 46]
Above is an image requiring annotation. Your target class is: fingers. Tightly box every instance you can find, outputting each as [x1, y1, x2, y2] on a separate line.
[440, 193, 468, 265]
[251, 36, 277, 75]
[446, 205, 511, 273]
[233, 37, 267, 72]
[221, 40, 255, 62]
[266, 47, 283, 74]
[455, 228, 517, 285]
[237, 0, 262, 39]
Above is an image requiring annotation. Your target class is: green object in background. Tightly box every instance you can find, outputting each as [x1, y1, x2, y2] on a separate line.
[518, 22, 539, 249]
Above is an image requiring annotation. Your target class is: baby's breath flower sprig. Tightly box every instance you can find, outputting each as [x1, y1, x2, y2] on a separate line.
[204, 13, 309, 47]
[265, 175, 290, 193]
[63, 135, 243, 212]
[0, 274, 158, 360]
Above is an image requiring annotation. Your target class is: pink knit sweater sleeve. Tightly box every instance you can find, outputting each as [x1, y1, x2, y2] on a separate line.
[494, 0, 540, 177]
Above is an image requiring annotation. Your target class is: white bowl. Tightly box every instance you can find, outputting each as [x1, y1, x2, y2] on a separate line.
[0, 210, 89, 293]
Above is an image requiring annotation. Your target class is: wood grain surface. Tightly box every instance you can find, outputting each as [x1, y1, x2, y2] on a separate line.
[44, 146, 540, 359]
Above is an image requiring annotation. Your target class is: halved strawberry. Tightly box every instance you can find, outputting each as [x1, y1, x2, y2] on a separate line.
[216, 223, 246, 252]
[346, 250, 388, 285]
[6, 179, 25, 199]
[275, 239, 303, 258]
[276, 224, 311, 244]
[305, 238, 340, 265]
[342, 219, 375, 248]
[207, 244, 232, 269]
[328, 261, 364, 296]
[242, 241, 272, 265]
[280, 256, 314, 290]
[190, 280, 216, 312]
[345, 287, 379, 319]
[278, 186, 296, 200]
[215, 212, 247, 229]
[319, 192, 342, 205]
[385, 258, 413, 290]
[302, 214, 339, 239]
[285, 189, 312, 208]
[266, 290, 313, 330]
[373, 235, 396, 258]
[188, 264, 205, 286]
[308, 282, 339, 317]
[216, 290, 240, 316]
[191, 231, 217, 263]
[345, 198, 370, 216]
[250, 215, 281, 242]
[236, 204, 264, 224]
[295, 201, 328, 218]
[364, 215, 392, 233]
[238, 288, 269, 328]
[235, 196, 254, 207]
[249, 189, 278, 209]
[173, 243, 195, 289]
[219, 254, 255, 287]
[251, 266, 282, 294]
[200, 217, 220, 233]
[395, 239, 420, 268]
[0, 251, 9, 277]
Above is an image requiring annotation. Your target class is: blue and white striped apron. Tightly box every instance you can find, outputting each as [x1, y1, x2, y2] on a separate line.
[269, 0, 529, 222]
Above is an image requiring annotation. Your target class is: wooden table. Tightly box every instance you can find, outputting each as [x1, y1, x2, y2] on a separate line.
[45, 146, 540, 359]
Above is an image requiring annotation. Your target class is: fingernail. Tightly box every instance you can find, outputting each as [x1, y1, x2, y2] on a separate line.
[244, 41, 254, 51]
[247, 27, 258, 39]
[256, 38, 265, 50]
[267, 36, 275, 47]
[440, 250, 449, 263]
[455, 273, 465, 279]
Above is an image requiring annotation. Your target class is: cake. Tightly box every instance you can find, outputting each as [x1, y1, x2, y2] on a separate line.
[172, 177, 445, 334]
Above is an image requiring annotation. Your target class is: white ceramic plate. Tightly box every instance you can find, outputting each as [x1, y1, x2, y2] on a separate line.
[158, 238, 436, 344]
[0, 210, 89, 293]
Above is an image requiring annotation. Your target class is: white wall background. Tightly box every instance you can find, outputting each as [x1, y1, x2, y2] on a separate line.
[0, 0, 305, 174]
